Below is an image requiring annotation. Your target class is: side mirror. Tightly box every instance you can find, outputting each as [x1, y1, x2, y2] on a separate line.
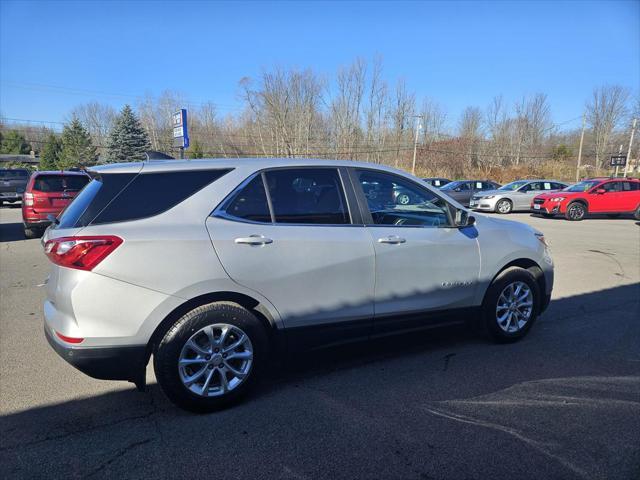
[596, 188, 606, 195]
[455, 209, 476, 227]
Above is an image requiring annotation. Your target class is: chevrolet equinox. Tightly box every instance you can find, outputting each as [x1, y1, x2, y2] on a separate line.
[42, 159, 554, 412]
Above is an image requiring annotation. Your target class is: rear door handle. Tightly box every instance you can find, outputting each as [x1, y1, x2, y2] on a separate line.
[377, 235, 406, 244]
[234, 235, 273, 246]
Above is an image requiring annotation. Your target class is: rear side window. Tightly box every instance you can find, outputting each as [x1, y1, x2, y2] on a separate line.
[264, 168, 350, 224]
[622, 182, 639, 191]
[57, 169, 230, 228]
[32, 174, 89, 192]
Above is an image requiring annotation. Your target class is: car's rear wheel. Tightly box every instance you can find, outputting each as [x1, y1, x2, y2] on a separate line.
[565, 202, 586, 221]
[495, 199, 513, 214]
[481, 267, 540, 343]
[634, 205, 640, 220]
[154, 302, 268, 412]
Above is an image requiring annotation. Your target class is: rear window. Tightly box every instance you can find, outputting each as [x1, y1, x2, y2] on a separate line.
[57, 169, 230, 228]
[0, 169, 29, 179]
[32, 174, 89, 192]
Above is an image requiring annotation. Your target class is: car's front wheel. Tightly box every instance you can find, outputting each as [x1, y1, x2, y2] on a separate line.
[481, 267, 540, 343]
[565, 202, 586, 221]
[495, 199, 513, 214]
[154, 302, 268, 412]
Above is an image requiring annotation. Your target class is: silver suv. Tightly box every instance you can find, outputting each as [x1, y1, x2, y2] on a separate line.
[42, 159, 554, 412]
[470, 179, 569, 214]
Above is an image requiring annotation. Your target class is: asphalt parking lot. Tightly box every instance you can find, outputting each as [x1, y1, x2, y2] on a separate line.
[1, 205, 639, 480]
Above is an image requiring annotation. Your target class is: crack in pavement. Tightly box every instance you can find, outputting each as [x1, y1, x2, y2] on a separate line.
[85, 438, 154, 478]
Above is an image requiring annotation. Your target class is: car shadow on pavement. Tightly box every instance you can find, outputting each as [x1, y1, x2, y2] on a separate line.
[0, 222, 26, 242]
[1, 283, 639, 479]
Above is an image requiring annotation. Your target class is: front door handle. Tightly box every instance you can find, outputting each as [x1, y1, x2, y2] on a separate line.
[377, 235, 406, 244]
[234, 235, 273, 246]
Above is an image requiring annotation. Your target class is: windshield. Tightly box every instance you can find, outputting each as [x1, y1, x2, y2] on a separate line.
[440, 181, 462, 191]
[499, 181, 528, 191]
[565, 180, 600, 192]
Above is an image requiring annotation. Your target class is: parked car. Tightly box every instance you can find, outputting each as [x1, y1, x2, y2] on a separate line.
[532, 177, 640, 221]
[0, 168, 30, 205]
[22, 170, 90, 238]
[422, 177, 451, 188]
[42, 158, 553, 412]
[470, 179, 569, 214]
[440, 180, 501, 206]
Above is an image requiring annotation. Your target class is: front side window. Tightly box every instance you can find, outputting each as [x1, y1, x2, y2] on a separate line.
[622, 181, 639, 191]
[356, 170, 451, 227]
[441, 181, 469, 192]
[600, 182, 621, 193]
[264, 168, 350, 225]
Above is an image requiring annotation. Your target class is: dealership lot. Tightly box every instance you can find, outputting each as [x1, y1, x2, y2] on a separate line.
[1, 206, 638, 479]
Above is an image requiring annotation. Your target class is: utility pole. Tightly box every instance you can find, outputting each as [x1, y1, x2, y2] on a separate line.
[411, 115, 423, 176]
[624, 118, 637, 177]
[576, 114, 586, 182]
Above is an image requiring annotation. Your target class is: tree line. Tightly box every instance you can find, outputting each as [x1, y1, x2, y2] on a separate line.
[1, 58, 638, 181]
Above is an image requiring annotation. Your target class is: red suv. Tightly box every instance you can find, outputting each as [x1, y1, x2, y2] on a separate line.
[532, 177, 640, 221]
[22, 171, 90, 238]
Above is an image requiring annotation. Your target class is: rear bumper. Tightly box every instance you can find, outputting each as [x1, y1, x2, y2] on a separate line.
[45, 324, 146, 382]
[0, 194, 21, 202]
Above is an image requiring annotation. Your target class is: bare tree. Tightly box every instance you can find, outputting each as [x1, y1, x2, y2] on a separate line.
[585, 85, 630, 169]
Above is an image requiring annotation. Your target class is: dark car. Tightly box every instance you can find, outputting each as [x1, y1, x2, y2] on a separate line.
[422, 177, 451, 188]
[440, 180, 501, 207]
[0, 168, 30, 205]
[22, 170, 90, 238]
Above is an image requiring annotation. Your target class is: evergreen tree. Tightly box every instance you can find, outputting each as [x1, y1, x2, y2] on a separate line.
[187, 139, 204, 159]
[0, 130, 30, 154]
[59, 119, 96, 169]
[39, 134, 63, 170]
[107, 105, 150, 162]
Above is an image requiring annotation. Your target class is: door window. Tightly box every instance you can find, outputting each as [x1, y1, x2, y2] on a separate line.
[355, 170, 451, 227]
[225, 175, 272, 223]
[600, 182, 621, 192]
[621, 182, 639, 191]
[264, 169, 350, 225]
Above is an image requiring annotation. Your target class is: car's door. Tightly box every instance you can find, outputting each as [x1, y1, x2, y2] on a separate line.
[516, 182, 544, 210]
[207, 167, 375, 347]
[351, 168, 481, 335]
[619, 181, 640, 211]
[588, 181, 620, 212]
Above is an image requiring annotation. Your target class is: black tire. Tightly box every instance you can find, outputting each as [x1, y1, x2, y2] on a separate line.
[481, 266, 541, 343]
[154, 302, 269, 413]
[24, 227, 40, 239]
[634, 205, 640, 221]
[495, 199, 513, 214]
[565, 202, 586, 221]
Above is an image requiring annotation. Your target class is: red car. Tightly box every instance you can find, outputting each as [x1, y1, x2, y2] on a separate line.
[22, 171, 90, 238]
[532, 177, 640, 221]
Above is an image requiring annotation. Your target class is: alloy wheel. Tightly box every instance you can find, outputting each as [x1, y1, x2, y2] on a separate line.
[497, 200, 512, 214]
[496, 281, 533, 333]
[178, 323, 253, 397]
[567, 203, 585, 220]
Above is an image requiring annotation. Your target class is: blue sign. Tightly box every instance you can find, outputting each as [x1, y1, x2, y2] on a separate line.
[172, 109, 189, 149]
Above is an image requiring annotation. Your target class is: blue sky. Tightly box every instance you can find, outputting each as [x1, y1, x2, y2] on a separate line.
[1, 0, 638, 131]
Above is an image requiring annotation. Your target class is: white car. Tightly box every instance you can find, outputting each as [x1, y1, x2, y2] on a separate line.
[42, 158, 554, 412]
[470, 179, 569, 214]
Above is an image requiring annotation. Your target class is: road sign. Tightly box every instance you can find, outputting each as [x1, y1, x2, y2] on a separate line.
[610, 155, 626, 167]
[172, 109, 189, 149]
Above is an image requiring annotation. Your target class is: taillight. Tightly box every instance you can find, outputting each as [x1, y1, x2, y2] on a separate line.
[55, 331, 84, 344]
[23, 192, 34, 206]
[44, 236, 123, 271]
